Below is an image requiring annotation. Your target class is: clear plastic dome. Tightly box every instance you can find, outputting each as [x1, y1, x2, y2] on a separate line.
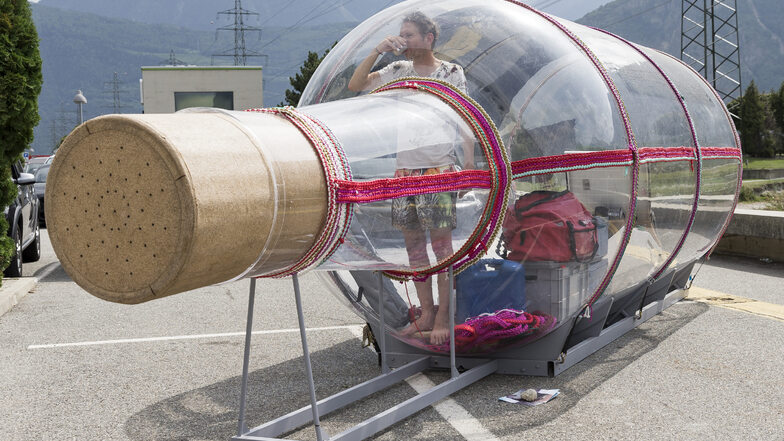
[291, 0, 740, 355]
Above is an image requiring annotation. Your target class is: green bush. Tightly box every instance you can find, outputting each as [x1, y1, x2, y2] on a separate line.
[0, 1, 43, 279]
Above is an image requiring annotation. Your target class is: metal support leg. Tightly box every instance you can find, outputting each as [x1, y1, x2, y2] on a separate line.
[237, 277, 257, 436]
[448, 266, 457, 378]
[292, 273, 327, 441]
[377, 271, 389, 374]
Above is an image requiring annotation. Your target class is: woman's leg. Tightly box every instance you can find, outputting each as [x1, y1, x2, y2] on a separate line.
[428, 227, 455, 345]
[400, 229, 436, 335]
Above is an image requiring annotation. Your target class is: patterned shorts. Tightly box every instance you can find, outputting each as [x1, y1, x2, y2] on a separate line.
[391, 165, 457, 231]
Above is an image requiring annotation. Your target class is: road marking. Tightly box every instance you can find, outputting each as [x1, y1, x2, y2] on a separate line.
[349, 327, 500, 441]
[687, 286, 784, 322]
[27, 324, 365, 350]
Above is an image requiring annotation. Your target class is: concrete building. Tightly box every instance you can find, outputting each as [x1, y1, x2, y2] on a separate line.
[140, 66, 263, 114]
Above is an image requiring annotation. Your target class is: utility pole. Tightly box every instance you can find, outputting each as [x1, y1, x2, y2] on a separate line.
[53, 103, 76, 150]
[212, 0, 267, 66]
[681, 0, 742, 109]
[103, 72, 126, 114]
[163, 50, 187, 66]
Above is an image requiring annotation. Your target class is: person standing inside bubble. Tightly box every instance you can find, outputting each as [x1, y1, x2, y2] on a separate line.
[349, 12, 471, 345]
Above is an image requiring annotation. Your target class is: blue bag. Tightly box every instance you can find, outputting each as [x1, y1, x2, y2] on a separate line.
[455, 259, 527, 323]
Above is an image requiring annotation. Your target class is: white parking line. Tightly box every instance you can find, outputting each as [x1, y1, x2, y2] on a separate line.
[27, 324, 364, 349]
[349, 327, 500, 441]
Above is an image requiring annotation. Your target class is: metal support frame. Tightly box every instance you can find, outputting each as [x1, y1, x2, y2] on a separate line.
[681, 0, 742, 108]
[552, 288, 687, 375]
[232, 265, 689, 440]
[380, 286, 690, 377]
[233, 267, 496, 441]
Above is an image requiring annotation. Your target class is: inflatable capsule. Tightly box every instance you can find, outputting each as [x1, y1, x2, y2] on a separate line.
[47, 0, 741, 355]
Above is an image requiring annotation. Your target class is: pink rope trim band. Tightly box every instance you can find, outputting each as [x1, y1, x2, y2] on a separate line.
[245, 106, 353, 278]
[371, 77, 511, 281]
[335, 170, 491, 203]
[657, 51, 744, 258]
[334, 147, 740, 205]
[505, 0, 641, 315]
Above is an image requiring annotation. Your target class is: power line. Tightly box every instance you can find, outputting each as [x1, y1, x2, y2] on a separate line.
[259, 0, 300, 27]
[601, 0, 672, 28]
[264, 0, 396, 84]
[258, 0, 360, 52]
[533, 0, 567, 11]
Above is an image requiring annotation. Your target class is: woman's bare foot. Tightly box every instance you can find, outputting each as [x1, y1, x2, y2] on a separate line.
[399, 308, 435, 336]
[429, 308, 451, 345]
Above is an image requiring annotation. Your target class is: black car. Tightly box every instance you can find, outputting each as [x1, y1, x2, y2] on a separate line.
[4, 161, 41, 277]
[34, 164, 49, 227]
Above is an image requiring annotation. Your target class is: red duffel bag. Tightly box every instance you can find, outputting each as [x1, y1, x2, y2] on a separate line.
[498, 190, 598, 262]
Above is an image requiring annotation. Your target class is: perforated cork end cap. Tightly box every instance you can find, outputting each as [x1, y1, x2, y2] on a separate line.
[46, 116, 195, 304]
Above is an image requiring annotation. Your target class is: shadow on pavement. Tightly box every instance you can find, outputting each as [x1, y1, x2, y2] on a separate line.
[699, 254, 784, 278]
[124, 301, 708, 440]
[124, 338, 422, 441]
[451, 300, 710, 436]
[35, 264, 72, 282]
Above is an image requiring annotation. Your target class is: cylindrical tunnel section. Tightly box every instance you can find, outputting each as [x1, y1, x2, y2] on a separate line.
[47, 88, 490, 303]
[47, 111, 328, 303]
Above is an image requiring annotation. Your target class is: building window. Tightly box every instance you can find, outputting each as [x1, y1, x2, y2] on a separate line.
[174, 91, 234, 111]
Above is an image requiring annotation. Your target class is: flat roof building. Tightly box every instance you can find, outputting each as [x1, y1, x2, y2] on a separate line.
[140, 66, 263, 114]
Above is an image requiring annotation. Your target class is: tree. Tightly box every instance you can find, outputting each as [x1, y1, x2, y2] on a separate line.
[737, 81, 767, 157]
[772, 81, 784, 154]
[278, 44, 334, 107]
[0, 0, 43, 276]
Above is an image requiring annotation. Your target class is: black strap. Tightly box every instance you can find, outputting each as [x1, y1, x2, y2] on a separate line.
[567, 220, 599, 263]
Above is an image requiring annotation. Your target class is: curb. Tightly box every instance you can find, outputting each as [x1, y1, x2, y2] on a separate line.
[0, 277, 38, 318]
[715, 208, 784, 262]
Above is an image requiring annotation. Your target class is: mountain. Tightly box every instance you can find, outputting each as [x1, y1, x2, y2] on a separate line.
[35, 0, 396, 29]
[28, 0, 614, 154]
[29, 3, 352, 154]
[578, 0, 784, 93]
[34, 0, 613, 29]
[27, 0, 782, 154]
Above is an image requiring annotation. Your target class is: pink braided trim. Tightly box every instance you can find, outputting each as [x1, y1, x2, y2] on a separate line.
[335, 170, 491, 203]
[504, 0, 640, 309]
[509, 146, 736, 179]
[654, 51, 743, 258]
[245, 107, 352, 278]
[701, 147, 741, 159]
[401, 308, 557, 354]
[335, 147, 739, 205]
[371, 78, 511, 281]
[592, 28, 704, 283]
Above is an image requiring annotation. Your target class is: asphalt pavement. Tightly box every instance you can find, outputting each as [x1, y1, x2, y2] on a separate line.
[1, 230, 782, 440]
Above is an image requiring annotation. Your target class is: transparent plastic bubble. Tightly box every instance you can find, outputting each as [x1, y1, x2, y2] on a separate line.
[296, 0, 739, 355]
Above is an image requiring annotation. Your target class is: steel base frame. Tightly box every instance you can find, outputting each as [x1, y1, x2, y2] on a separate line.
[380, 288, 688, 377]
[233, 269, 498, 441]
[231, 270, 688, 440]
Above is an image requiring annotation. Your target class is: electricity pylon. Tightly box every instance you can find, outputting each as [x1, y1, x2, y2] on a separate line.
[212, 0, 267, 66]
[681, 0, 742, 109]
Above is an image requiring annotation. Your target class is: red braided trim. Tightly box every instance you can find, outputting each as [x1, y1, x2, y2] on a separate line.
[336, 146, 740, 206]
[510, 146, 738, 178]
[334, 169, 491, 203]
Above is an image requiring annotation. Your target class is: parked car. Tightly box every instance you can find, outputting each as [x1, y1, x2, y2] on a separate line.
[4, 161, 41, 277]
[34, 164, 49, 227]
[24, 155, 53, 176]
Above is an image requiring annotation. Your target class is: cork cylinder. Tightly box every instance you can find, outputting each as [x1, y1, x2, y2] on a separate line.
[46, 111, 327, 304]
